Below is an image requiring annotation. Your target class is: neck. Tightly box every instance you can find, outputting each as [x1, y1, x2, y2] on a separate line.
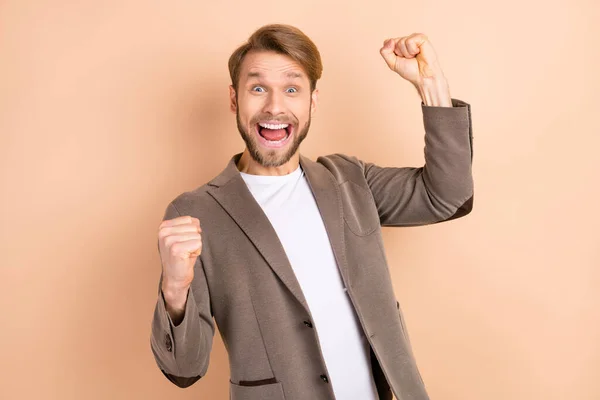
[236, 149, 300, 176]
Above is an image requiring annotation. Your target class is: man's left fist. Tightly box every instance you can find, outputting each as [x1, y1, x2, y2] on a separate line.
[380, 33, 445, 86]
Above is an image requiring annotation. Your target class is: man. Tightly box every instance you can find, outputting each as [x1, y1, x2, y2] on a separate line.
[150, 24, 473, 400]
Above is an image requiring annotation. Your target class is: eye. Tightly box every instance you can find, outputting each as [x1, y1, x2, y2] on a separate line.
[252, 86, 266, 93]
[286, 87, 298, 93]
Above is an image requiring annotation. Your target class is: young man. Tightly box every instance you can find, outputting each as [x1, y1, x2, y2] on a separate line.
[151, 24, 473, 400]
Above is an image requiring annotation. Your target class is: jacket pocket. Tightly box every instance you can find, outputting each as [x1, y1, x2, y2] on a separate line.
[339, 180, 380, 236]
[230, 379, 285, 400]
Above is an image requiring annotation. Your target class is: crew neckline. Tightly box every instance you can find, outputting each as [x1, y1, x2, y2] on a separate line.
[239, 164, 303, 183]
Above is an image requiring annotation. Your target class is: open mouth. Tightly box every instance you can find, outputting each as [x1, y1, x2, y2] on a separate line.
[255, 122, 293, 148]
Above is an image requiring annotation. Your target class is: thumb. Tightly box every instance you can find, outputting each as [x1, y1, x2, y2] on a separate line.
[380, 38, 397, 70]
[189, 248, 201, 258]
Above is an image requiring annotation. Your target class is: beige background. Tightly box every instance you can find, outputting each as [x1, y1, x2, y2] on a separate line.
[1, 0, 599, 399]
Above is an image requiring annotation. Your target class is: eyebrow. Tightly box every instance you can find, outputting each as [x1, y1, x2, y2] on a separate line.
[284, 71, 303, 79]
[246, 71, 304, 80]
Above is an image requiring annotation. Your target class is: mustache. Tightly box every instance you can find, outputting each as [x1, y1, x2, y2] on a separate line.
[250, 114, 297, 125]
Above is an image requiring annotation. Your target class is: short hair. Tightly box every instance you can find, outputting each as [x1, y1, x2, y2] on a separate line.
[228, 24, 323, 92]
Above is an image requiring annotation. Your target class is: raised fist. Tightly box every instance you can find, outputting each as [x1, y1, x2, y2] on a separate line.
[158, 216, 202, 290]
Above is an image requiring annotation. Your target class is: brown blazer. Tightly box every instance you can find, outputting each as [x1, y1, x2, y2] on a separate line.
[150, 98, 474, 400]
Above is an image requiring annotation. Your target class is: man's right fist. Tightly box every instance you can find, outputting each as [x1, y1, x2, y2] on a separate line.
[158, 216, 202, 290]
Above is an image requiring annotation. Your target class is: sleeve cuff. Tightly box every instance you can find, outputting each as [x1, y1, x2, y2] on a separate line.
[421, 97, 473, 163]
[159, 287, 199, 354]
[160, 288, 196, 336]
[421, 98, 470, 109]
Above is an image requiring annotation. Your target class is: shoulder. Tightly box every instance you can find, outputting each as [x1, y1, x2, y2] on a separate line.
[314, 153, 366, 184]
[170, 184, 212, 212]
[162, 183, 218, 221]
[316, 153, 363, 169]
[164, 154, 240, 218]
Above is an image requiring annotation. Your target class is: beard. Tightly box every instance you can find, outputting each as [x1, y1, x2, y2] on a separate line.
[236, 107, 311, 168]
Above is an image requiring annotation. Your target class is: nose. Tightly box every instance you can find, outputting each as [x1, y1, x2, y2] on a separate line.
[262, 91, 285, 116]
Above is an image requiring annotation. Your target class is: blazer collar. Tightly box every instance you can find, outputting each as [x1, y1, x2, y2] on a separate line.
[206, 153, 349, 313]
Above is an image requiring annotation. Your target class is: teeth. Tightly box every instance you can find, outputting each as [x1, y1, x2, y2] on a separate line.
[266, 136, 287, 143]
[259, 122, 289, 130]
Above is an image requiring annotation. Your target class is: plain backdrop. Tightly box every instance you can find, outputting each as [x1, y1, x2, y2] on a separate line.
[1, 0, 599, 399]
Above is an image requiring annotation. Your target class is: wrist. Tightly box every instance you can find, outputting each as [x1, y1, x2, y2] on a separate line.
[161, 279, 190, 308]
[415, 75, 452, 107]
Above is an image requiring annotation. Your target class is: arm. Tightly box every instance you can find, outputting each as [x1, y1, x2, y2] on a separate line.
[150, 203, 215, 388]
[361, 98, 473, 226]
[361, 33, 474, 225]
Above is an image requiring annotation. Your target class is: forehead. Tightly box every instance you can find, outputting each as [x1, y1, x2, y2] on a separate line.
[239, 51, 308, 83]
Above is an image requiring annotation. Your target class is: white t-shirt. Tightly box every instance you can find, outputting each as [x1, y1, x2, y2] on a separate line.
[240, 165, 378, 400]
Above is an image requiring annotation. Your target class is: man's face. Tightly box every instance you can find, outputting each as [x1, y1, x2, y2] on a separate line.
[230, 51, 318, 168]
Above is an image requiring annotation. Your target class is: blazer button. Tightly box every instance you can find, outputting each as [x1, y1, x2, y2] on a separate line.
[165, 333, 173, 352]
[303, 320, 313, 328]
[320, 374, 329, 383]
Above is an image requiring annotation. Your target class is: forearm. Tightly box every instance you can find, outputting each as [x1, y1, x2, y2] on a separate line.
[418, 97, 473, 213]
[161, 281, 190, 326]
[151, 269, 214, 386]
[415, 75, 452, 107]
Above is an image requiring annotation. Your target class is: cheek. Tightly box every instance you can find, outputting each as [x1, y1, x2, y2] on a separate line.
[299, 106, 313, 123]
[289, 97, 312, 121]
[237, 96, 262, 121]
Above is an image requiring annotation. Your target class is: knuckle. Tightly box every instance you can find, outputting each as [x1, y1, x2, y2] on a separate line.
[170, 241, 182, 254]
[163, 235, 176, 248]
[158, 228, 169, 240]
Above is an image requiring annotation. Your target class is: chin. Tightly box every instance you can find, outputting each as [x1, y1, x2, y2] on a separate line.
[237, 116, 309, 168]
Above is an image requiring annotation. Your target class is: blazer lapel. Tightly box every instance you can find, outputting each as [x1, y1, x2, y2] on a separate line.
[206, 154, 309, 312]
[299, 154, 350, 288]
[206, 153, 350, 312]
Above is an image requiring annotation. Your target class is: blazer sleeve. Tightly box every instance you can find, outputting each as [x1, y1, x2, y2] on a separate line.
[359, 98, 474, 226]
[150, 202, 215, 388]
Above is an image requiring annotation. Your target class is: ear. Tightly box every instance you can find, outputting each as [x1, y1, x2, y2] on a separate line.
[310, 88, 319, 115]
[229, 85, 237, 113]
